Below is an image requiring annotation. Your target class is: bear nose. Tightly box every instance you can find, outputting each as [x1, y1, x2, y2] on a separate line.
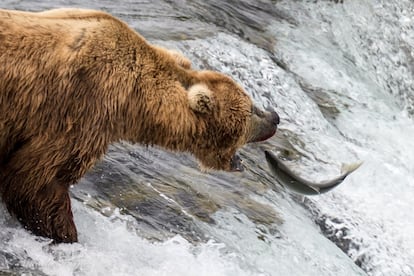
[272, 111, 280, 125]
[269, 110, 280, 126]
[265, 107, 280, 126]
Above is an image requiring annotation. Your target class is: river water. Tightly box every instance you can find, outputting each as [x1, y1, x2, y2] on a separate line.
[1, 1, 413, 275]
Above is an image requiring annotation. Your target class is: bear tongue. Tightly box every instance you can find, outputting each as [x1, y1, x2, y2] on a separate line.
[230, 154, 244, 172]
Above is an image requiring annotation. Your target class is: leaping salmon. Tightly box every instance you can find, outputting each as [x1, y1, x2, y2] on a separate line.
[265, 150, 362, 195]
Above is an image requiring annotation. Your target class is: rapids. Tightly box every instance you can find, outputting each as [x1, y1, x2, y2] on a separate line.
[1, 1, 413, 275]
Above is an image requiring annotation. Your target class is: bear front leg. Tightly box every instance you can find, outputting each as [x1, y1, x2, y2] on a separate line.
[2, 176, 78, 243]
[0, 142, 79, 243]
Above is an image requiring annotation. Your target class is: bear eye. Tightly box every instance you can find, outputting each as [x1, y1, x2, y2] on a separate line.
[251, 105, 265, 117]
[250, 105, 258, 115]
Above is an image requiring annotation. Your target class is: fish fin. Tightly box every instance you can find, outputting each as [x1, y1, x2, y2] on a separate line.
[340, 161, 363, 174]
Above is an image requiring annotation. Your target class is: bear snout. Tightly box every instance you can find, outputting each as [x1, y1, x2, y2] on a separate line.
[247, 108, 279, 143]
[269, 110, 280, 126]
[230, 154, 244, 172]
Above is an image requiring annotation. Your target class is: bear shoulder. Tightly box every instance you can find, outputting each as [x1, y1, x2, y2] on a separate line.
[0, 8, 116, 22]
[0, 8, 130, 38]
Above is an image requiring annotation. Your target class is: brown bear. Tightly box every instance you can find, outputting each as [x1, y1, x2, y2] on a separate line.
[0, 8, 279, 243]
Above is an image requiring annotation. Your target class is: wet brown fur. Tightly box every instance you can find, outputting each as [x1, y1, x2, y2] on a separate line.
[0, 8, 277, 242]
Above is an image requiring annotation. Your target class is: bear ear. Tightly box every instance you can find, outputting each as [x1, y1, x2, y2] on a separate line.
[187, 84, 214, 114]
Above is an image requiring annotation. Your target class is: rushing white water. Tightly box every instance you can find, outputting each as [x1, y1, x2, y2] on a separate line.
[267, 1, 414, 274]
[1, 0, 414, 275]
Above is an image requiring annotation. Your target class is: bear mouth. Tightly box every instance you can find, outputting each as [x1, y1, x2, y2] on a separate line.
[250, 129, 276, 143]
[230, 153, 244, 172]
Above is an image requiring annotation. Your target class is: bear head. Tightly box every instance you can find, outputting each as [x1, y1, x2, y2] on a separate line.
[187, 71, 279, 171]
